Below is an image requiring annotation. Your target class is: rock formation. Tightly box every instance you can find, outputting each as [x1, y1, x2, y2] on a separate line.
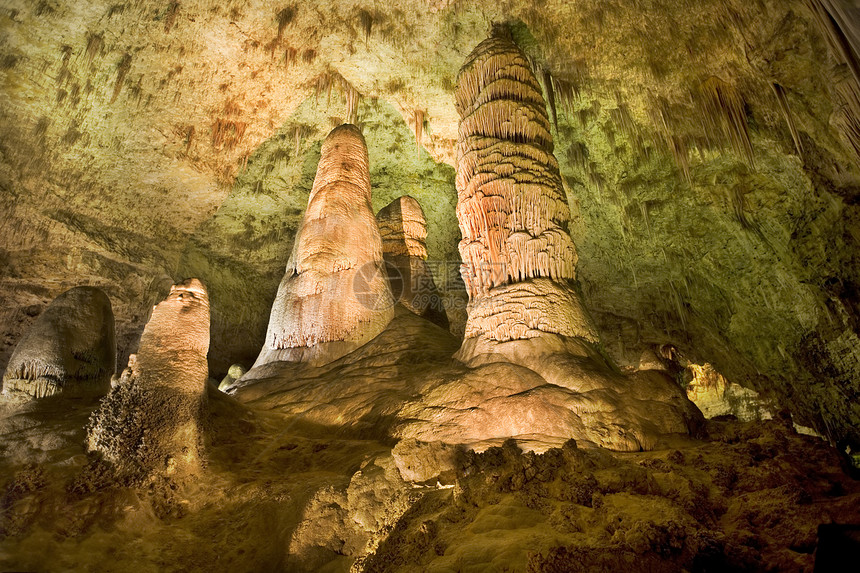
[251, 124, 394, 369]
[1, 286, 115, 401]
[376, 195, 449, 329]
[86, 279, 210, 477]
[390, 31, 704, 452]
[453, 31, 598, 364]
[218, 363, 247, 392]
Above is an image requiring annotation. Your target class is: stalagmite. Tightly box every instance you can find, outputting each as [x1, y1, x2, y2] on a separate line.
[86, 279, 210, 477]
[453, 30, 598, 362]
[376, 196, 449, 329]
[251, 124, 394, 368]
[390, 29, 704, 453]
[1, 286, 115, 401]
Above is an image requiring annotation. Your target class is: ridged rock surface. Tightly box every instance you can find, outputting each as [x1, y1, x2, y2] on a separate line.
[376, 195, 449, 329]
[251, 124, 394, 369]
[86, 279, 210, 477]
[454, 33, 598, 353]
[1, 286, 115, 401]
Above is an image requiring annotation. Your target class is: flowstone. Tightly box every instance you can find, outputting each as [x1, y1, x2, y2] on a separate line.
[250, 124, 394, 369]
[1, 286, 115, 401]
[86, 279, 210, 477]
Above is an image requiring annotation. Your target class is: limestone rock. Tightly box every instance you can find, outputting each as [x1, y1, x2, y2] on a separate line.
[453, 32, 597, 349]
[86, 279, 210, 477]
[1, 286, 115, 401]
[376, 196, 449, 329]
[218, 364, 247, 392]
[686, 363, 775, 421]
[394, 31, 703, 452]
[251, 124, 394, 369]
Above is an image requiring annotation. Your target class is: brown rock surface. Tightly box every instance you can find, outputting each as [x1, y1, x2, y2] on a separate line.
[86, 278, 210, 477]
[392, 31, 702, 451]
[376, 195, 449, 329]
[1, 286, 115, 401]
[251, 124, 394, 369]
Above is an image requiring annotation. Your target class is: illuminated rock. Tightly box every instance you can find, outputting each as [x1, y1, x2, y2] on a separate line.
[218, 363, 247, 392]
[376, 196, 449, 329]
[395, 31, 703, 451]
[453, 32, 598, 361]
[686, 362, 775, 421]
[1, 286, 115, 401]
[251, 124, 394, 368]
[86, 279, 210, 477]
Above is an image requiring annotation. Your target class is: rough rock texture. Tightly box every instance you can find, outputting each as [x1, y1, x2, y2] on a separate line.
[86, 278, 210, 478]
[252, 124, 394, 368]
[6, 398, 855, 573]
[1, 0, 859, 445]
[454, 32, 596, 350]
[376, 195, 449, 328]
[686, 362, 776, 422]
[387, 31, 701, 452]
[364, 421, 860, 573]
[1, 286, 115, 401]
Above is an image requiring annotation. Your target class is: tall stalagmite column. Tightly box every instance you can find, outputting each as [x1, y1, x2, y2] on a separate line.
[454, 30, 597, 362]
[252, 124, 394, 368]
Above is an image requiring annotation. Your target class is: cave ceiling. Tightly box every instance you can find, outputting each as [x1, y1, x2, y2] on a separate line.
[1, 0, 860, 444]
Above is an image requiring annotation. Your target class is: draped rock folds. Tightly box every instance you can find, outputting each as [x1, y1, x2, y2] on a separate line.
[376, 196, 449, 329]
[86, 279, 210, 477]
[1, 286, 115, 401]
[454, 34, 596, 349]
[253, 124, 394, 368]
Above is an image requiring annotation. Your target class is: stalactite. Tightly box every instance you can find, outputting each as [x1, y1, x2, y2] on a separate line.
[358, 9, 374, 43]
[84, 32, 103, 64]
[276, 6, 297, 41]
[110, 53, 131, 103]
[312, 70, 361, 125]
[412, 109, 424, 148]
[771, 83, 804, 157]
[648, 98, 692, 185]
[696, 76, 755, 167]
[164, 1, 180, 34]
[542, 68, 558, 132]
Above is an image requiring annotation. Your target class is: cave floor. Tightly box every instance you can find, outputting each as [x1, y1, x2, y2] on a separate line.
[1, 388, 858, 573]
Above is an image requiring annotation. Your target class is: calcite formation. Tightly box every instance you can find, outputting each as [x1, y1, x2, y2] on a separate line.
[376, 196, 449, 329]
[453, 31, 598, 360]
[251, 124, 394, 369]
[389, 31, 704, 452]
[86, 279, 210, 477]
[1, 286, 115, 401]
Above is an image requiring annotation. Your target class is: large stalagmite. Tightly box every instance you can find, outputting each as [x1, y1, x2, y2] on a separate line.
[392, 30, 704, 451]
[376, 196, 449, 329]
[251, 124, 394, 369]
[86, 279, 210, 477]
[453, 32, 597, 363]
[1, 286, 115, 401]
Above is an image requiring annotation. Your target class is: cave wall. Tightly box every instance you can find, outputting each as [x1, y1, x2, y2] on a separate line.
[1, 0, 859, 444]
